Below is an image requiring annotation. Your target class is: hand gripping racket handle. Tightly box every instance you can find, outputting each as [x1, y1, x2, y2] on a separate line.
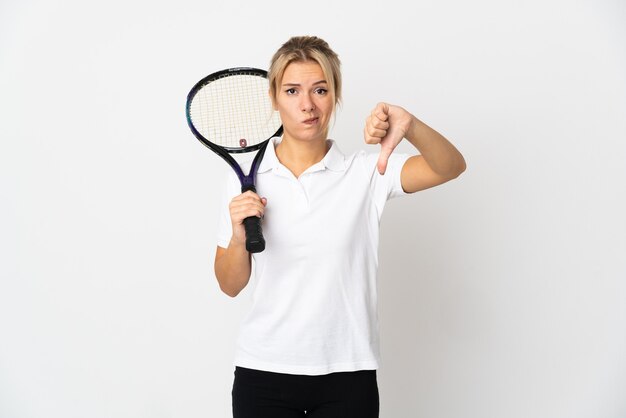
[241, 185, 265, 253]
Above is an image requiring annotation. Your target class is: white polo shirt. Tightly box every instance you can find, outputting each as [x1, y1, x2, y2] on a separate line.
[217, 137, 410, 375]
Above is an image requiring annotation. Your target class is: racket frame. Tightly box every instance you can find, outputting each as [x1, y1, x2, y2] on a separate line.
[185, 67, 283, 252]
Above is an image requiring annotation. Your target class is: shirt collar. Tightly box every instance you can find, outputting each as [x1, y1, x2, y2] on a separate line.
[257, 137, 346, 174]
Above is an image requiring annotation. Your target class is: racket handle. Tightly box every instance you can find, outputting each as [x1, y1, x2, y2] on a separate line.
[243, 216, 265, 253]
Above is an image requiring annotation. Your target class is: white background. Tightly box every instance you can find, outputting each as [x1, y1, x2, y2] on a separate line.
[1, 0, 625, 417]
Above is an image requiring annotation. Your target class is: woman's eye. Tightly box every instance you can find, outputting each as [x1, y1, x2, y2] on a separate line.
[285, 88, 296, 95]
[315, 88, 328, 95]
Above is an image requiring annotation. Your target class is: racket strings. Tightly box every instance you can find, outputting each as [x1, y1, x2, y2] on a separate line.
[189, 74, 281, 149]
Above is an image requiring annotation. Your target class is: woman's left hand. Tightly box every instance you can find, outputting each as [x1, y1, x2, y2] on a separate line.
[364, 102, 415, 174]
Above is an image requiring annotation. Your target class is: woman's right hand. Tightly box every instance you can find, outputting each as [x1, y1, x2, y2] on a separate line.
[228, 191, 267, 246]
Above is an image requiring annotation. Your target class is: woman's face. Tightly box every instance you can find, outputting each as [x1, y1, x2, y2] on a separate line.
[273, 61, 334, 144]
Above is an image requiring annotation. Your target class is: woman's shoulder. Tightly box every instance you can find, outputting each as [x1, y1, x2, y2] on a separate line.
[329, 140, 377, 169]
[343, 148, 393, 175]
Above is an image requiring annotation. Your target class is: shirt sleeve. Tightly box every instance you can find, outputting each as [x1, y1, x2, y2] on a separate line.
[364, 152, 411, 218]
[216, 171, 240, 248]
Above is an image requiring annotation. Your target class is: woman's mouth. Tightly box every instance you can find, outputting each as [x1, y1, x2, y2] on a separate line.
[303, 117, 319, 125]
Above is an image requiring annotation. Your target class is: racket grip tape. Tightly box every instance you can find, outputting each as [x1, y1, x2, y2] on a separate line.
[243, 216, 265, 253]
[240, 185, 265, 253]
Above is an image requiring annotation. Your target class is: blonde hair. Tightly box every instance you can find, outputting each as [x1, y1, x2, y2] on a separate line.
[268, 36, 342, 109]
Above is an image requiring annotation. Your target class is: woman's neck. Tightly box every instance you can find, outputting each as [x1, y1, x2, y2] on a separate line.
[275, 137, 329, 178]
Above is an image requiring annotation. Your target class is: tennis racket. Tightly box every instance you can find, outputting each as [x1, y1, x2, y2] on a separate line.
[186, 67, 283, 253]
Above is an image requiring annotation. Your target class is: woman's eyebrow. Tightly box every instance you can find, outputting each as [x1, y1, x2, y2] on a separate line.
[282, 80, 327, 87]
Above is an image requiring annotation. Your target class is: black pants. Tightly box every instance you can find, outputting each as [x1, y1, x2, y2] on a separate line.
[232, 366, 379, 418]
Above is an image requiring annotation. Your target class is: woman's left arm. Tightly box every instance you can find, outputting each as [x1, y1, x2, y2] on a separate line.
[364, 102, 466, 193]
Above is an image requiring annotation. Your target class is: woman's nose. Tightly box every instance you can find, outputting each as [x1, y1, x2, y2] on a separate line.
[300, 94, 315, 112]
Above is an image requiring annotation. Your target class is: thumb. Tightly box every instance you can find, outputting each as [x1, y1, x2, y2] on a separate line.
[261, 197, 267, 206]
[377, 144, 394, 175]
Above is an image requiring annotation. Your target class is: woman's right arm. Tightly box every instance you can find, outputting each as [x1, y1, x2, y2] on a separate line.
[214, 191, 267, 297]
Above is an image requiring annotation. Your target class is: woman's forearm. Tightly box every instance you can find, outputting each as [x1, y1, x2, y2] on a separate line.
[405, 116, 466, 178]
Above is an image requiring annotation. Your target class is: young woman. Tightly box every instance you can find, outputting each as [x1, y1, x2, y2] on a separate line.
[214, 36, 466, 418]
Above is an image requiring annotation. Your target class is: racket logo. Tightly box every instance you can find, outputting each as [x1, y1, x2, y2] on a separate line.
[239, 138, 248, 148]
